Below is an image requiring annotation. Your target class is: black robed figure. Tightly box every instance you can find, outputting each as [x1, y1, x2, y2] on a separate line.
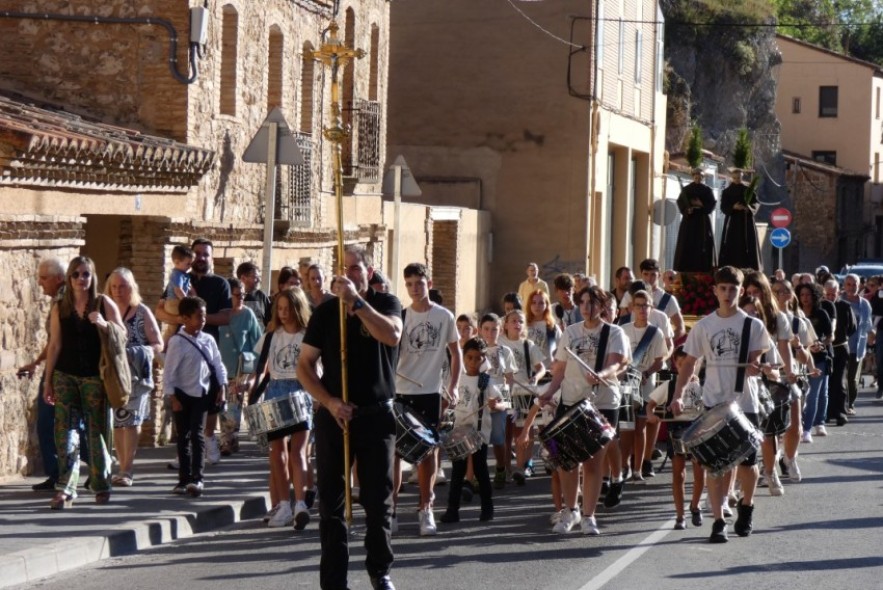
[673, 168, 717, 273]
[718, 169, 763, 271]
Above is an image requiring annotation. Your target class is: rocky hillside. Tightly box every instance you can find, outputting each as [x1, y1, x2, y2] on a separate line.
[661, 0, 789, 210]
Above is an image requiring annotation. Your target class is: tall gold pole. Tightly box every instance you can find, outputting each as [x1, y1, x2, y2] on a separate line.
[312, 21, 365, 528]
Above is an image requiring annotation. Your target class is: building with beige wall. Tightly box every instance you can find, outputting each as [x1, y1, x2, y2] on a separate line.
[776, 34, 880, 260]
[388, 0, 666, 302]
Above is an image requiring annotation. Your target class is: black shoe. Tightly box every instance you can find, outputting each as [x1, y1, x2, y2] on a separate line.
[600, 477, 610, 496]
[370, 575, 396, 590]
[778, 457, 789, 479]
[603, 481, 623, 508]
[440, 509, 460, 524]
[479, 507, 494, 522]
[836, 415, 848, 426]
[651, 448, 663, 460]
[641, 459, 656, 478]
[710, 518, 729, 543]
[305, 487, 317, 509]
[690, 505, 703, 527]
[734, 501, 754, 537]
[32, 478, 56, 491]
[460, 485, 474, 503]
[82, 476, 91, 491]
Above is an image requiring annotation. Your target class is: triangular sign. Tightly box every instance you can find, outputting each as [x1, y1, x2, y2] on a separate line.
[381, 155, 422, 197]
[242, 107, 304, 165]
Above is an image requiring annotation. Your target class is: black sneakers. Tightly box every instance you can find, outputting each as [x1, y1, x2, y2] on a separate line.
[641, 459, 656, 478]
[440, 509, 460, 523]
[710, 518, 729, 543]
[370, 575, 396, 590]
[604, 480, 624, 508]
[734, 501, 754, 537]
[690, 504, 703, 527]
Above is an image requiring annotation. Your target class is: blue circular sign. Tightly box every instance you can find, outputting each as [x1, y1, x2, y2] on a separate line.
[770, 227, 791, 249]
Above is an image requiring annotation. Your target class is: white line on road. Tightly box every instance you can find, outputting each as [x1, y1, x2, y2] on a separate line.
[577, 518, 676, 590]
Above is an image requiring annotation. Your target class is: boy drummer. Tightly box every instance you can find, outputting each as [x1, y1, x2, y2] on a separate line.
[669, 266, 768, 543]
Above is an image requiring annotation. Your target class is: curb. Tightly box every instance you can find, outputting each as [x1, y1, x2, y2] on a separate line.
[0, 494, 268, 588]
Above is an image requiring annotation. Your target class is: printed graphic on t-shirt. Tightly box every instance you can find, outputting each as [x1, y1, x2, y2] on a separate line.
[528, 325, 547, 352]
[568, 333, 601, 364]
[710, 328, 741, 359]
[486, 347, 506, 376]
[274, 341, 301, 372]
[406, 321, 441, 355]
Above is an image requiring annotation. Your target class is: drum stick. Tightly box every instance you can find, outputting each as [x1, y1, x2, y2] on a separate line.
[396, 372, 424, 388]
[564, 347, 618, 388]
[704, 362, 783, 369]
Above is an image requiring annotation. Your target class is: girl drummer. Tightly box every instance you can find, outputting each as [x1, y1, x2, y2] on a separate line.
[519, 286, 628, 535]
[253, 288, 314, 530]
[440, 337, 501, 524]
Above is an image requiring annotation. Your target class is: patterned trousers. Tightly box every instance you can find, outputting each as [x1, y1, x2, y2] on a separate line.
[52, 371, 112, 495]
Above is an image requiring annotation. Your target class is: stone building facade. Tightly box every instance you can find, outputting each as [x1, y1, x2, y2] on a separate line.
[0, 0, 412, 479]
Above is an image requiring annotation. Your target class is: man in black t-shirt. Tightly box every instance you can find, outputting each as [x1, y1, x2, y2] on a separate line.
[156, 238, 231, 464]
[297, 245, 402, 590]
[236, 261, 271, 326]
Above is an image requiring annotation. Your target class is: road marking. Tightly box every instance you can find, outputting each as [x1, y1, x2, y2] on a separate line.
[577, 518, 675, 590]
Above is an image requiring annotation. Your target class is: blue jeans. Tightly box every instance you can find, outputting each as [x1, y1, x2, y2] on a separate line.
[803, 359, 829, 431]
[37, 376, 88, 481]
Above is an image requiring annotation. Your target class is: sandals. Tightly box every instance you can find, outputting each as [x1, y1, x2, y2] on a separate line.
[112, 473, 134, 487]
[49, 492, 74, 510]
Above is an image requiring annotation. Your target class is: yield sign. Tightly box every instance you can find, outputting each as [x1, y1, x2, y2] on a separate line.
[242, 107, 304, 165]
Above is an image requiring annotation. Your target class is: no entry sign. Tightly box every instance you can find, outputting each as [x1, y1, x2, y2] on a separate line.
[770, 208, 792, 228]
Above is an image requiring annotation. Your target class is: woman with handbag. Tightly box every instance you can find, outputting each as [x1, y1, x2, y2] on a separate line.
[104, 268, 163, 487]
[219, 278, 263, 456]
[43, 256, 124, 509]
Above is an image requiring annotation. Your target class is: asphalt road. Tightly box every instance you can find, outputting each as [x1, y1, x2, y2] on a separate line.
[16, 391, 883, 590]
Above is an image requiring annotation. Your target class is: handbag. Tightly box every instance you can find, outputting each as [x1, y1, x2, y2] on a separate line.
[174, 333, 222, 399]
[97, 296, 132, 410]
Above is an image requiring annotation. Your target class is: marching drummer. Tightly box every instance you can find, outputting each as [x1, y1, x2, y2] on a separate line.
[669, 266, 769, 544]
[519, 286, 628, 535]
[440, 337, 500, 524]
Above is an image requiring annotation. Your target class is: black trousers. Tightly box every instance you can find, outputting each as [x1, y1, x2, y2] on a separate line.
[447, 443, 493, 513]
[173, 392, 209, 485]
[315, 406, 395, 590]
[846, 354, 862, 408]
[828, 346, 849, 420]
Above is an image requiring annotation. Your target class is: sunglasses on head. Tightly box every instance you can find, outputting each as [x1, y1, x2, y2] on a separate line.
[72, 271, 91, 279]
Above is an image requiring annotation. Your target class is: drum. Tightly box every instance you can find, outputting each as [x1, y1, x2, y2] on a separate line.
[620, 366, 643, 400]
[761, 382, 792, 436]
[393, 402, 438, 465]
[538, 400, 615, 471]
[244, 391, 312, 448]
[511, 392, 537, 418]
[441, 427, 483, 461]
[617, 396, 636, 432]
[681, 402, 763, 477]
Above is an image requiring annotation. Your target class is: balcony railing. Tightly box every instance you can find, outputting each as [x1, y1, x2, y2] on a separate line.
[274, 132, 313, 227]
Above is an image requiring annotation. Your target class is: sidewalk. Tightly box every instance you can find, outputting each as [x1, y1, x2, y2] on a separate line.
[0, 441, 271, 588]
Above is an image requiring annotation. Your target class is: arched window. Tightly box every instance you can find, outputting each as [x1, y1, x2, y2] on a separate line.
[267, 26, 284, 111]
[220, 5, 238, 116]
[300, 41, 315, 134]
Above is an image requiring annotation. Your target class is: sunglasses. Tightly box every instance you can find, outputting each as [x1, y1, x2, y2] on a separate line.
[71, 271, 92, 279]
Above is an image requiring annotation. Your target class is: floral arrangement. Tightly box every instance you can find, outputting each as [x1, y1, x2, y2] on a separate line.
[674, 272, 718, 316]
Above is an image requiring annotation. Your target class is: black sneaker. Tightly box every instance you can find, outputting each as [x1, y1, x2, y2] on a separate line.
[604, 481, 624, 508]
[479, 507, 494, 522]
[651, 448, 663, 460]
[710, 518, 729, 543]
[641, 459, 656, 478]
[305, 487, 317, 509]
[876, 390, 883, 400]
[440, 509, 460, 523]
[32, 478, 56, 491]
[690, 505, 703, 527]
[370, 574, 396, 590]
[779, 457, 789, 479]
[734, 501, 754, 537]
[600, 477, 610, 496]
[461, 485, 474, 503]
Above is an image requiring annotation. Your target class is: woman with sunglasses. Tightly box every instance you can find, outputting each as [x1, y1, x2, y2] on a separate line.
[44, 256, 124, 509]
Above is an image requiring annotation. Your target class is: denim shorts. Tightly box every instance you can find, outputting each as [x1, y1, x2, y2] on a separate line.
[489, 411, 507, 446]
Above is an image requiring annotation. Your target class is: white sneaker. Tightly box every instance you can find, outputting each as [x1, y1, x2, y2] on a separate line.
[814, 425, 828, 437]
[785, 456, 802, 483]
[206, 435, 221, 464]
[390, 514, 399, 534]
[550, 509, 566, 525]
[581, 515, 600, 535]
[768, 471, 785, 497]
[435, 468, 447, 485]
[418, 509, 437, 536]
[293, 500, 310, 531]
[552, 509, 580, 533]
[263, 503, 280, 523]
[800, 431, 813, 444]
[408, 469, 420, 484]
[722, 505, 733, 519]
[267, 501, 293, 528]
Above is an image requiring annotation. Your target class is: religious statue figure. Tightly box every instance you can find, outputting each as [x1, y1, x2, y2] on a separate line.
[673, 167, 717, 273]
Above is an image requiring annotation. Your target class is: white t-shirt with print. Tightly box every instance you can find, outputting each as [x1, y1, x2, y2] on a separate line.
[527, 320, 561, 362]
[454, 373, 503, 443]
[396, 304, 457, 395]
[621, 322, 669, 400]
[684, 309, 769, 410]
[255, 329, 304, 381]
[498, 334, 545, 397]
[554, 322, 628, 409]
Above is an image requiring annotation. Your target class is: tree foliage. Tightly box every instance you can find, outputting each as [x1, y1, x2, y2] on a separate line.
[687, 125, 703, 168]
[773, 0, 883, 64]
[733, 128, 752, 169]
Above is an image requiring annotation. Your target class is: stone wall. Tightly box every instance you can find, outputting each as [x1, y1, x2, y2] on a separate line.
[785, 160, 839, 271]
[0, 215, 85, 479]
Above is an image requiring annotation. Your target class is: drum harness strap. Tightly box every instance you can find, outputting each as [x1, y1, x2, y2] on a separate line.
[477, 372, 490, 427]
[248, 330, 276, 406]
[631, 325, 660, 373]
[173, 332, 222, 398]
[523, 341, 533, 379]
[594, 324, 611, 375]
[657, 292, 672, 313]
[734, 317, 754, 394]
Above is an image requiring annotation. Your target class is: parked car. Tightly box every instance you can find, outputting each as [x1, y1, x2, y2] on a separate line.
[837, 261, 883, 284]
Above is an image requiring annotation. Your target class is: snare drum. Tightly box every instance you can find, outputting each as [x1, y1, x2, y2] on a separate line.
[681, 402, 762, 477]
[539, 400, 615, 471]
[244, 391, 312, 448]
[617, 397, 636, 432]
[441, 427, 483, 461]
[761, 382, 792, 436]
[393, 402, 438, 465]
